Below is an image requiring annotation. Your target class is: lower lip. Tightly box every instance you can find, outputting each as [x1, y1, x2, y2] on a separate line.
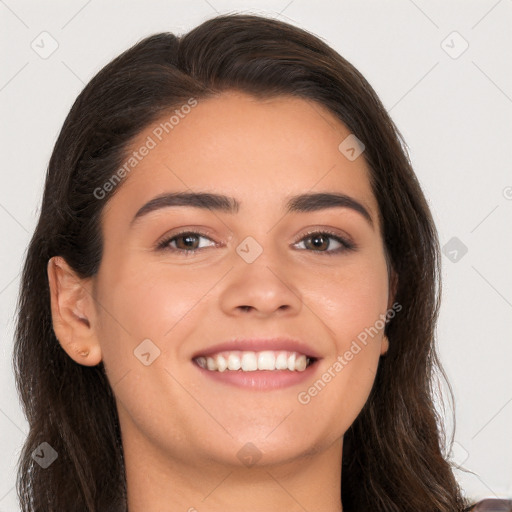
[193, 360, 319, 390]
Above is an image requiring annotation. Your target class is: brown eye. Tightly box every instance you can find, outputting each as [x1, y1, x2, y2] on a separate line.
[174, 233, 201, 250]
[294, 231, 355, 256]
[304, 233, 330, 251]
[157, 231, 217, 254]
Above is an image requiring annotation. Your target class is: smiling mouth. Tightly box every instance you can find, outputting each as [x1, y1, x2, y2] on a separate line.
[193, 350, 317, 372]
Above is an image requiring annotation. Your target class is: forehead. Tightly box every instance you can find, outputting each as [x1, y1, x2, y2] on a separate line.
[104, 91, 379, 225]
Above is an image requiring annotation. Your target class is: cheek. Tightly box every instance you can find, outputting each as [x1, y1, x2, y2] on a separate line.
[294, 254, 388, 421]
[96, 257, 206, 338]
[304, 252, 390, 342]
[92, 262, 213, 449]
[93, 255, 222, 391]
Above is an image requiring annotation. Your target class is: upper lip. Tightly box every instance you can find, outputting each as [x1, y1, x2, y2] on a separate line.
[191, 337, 322, 360]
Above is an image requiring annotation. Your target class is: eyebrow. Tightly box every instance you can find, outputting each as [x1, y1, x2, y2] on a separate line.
[131, 191, 374, 228]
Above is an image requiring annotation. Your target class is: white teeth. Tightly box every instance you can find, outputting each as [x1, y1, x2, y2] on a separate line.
[295, 355, 307, 371]
[196, 350, 313, 372]
[258, 351, 275, 370]
[206, 357, 217, 371]
[275, 352, 288, 370]
[216, 355, 228, 372]
[287, 352, 296, 371]
[227, 353, 241, 370]
[241, 352, 258, 371]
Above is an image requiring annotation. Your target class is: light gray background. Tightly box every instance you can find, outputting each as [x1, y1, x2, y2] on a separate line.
[1, 0, 511, 509]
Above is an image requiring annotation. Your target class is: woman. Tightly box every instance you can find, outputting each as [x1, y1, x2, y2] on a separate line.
[13, 12, 480, 511]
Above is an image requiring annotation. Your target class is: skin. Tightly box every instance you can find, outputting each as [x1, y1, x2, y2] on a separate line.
[48, 91, 396, 512]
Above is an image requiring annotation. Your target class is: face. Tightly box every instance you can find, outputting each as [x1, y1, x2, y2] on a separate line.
[73, 91, 394, 470]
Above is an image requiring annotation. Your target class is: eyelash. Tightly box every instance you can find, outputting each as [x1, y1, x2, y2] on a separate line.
[156, 229, 356, 257]
[293, 229, 356, 256]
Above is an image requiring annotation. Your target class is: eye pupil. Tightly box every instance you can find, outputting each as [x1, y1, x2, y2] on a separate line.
[177, 234, 198, 250]
[308, 234, 328, 251]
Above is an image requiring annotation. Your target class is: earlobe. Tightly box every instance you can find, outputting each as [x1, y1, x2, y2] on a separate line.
[47, 256, 102, 366]
[380, 334, 389, 356]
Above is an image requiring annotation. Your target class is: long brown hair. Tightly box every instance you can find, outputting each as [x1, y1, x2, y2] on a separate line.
[13, 13, 470, 511]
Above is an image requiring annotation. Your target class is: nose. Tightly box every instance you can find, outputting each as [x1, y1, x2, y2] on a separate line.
[218, 249, 303, 318]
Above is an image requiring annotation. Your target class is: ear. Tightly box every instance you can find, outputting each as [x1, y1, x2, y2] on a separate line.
[380, 335, 389, 356]
[47, 256, 102, 366]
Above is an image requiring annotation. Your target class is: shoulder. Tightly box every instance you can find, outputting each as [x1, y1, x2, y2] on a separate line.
[467, 499, 512, 511]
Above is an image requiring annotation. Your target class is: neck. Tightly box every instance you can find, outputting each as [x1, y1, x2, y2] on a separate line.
[123, 424, 344, 512]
